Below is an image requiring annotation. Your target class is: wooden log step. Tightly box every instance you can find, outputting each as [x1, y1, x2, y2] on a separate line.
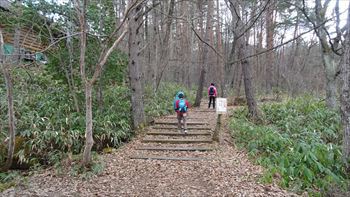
[154, 121, 206, 125]
[147, 131, 211, 136]
[191, 108, 216, 113]
[142, 138, 213, 144]
[135, 147, 213, 151]
[161, 117, 202, 119]
[130, 156, 211, 161]
[152, 126, 211, 130]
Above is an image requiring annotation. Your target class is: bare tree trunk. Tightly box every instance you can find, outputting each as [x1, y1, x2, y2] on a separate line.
[206, 0, 215, 85]
[257, 17, 264, 91]
[151, 0, 159, 90]
[12, 28, 21, 64]
[216, 0, 224, 97]
[128, 0, 145, 128]
[290, 14, 300, 70]
[301, 0, 339, 109]
[155, 0, 175, 91]
[224, 0, 240, 94]
[340, 1, 350, 171]
[66, 19, 80, 113]
[316, 0, 339, 108]
[228, 0, 260, 120]
[0, 26, 16, 171]
[11, 0, 22, 64]
[82, 82, 94, 165]
[265, 0, 275, 94]
[235, 70, 243, 97]
[3, 68, 15, 170]
[97, 2, 105, 111]
[0, 28, 3, 135]
[194, 0, 205, 107]
[74, 0, 92, 166]
[112, 0, 119, 27]
[74, 0, 130, 166]
[194, 0, 213, 107]
[240, 38, 260, 120]
[323, 54, 338, 109]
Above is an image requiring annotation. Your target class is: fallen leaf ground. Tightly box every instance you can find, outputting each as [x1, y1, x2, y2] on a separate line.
[2, 103, 298, 196]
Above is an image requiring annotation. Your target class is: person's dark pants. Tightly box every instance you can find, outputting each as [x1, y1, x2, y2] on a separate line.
[208, 96, 216, 108]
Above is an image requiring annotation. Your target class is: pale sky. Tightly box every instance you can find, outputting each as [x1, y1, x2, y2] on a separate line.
[51, 0, 350, 45]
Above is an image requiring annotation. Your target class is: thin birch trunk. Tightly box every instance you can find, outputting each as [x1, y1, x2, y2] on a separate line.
[1, 25, 16, 171]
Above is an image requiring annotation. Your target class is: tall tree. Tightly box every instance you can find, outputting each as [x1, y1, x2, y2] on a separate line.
[237, 1, 260, 120]
[128, 0, 146, 128]
[265, 0, 275, 94]
[150, 0, 159, 89]
[155, 0, 175, 91]
[340, 0, 350, 171]
[0, 26, 16, 171]
[73, 0, 129, 165]
[194, 0, 214, 107]
[300, 0, 340, 109]
[225, 0, 265, 119]
[216, 0, 224, 97]
[12, 0, 22, 65]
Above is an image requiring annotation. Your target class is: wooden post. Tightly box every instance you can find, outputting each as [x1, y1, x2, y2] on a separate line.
[213, 98, 227, 142]
[213, 114, 221, 142]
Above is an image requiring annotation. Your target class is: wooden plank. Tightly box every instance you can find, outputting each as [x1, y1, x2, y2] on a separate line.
[135, 147, 213, 151]
[192, 110, 216, 112]
[7, 36, 42, 45]
[142, 138, 213, 144]
[147, 131, 211, 136]
[6, 37, 45, 50]
[152, 126, 211, 130]
[5, 39, 44, 51]
[154, 121, 206, 125]
[161, 116, 202, 119]
[130, 156, 211, 161]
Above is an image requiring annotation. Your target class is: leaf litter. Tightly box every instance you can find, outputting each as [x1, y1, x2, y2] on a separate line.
[1, 103, 298, 196]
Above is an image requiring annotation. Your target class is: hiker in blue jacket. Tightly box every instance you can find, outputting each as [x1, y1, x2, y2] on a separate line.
[174, 92, 190, 133]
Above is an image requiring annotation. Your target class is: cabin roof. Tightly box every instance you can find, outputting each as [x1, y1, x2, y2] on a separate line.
[0, 0, 11, 11]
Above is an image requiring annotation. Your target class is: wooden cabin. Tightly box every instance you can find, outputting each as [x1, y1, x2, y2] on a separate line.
[1, 0, 47, 63]
[0, 0, 10, 11]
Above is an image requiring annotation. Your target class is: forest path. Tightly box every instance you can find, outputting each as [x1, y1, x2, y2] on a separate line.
[2, 101, 297, 196]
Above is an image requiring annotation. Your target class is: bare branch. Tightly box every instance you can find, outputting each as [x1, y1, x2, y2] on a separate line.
[298, 0, 342, 56]
[323, 0, 332, 9]
[237, 0, 271, 41]
[91, 28, 128, 84]
[190, 21, 223, 59]
[229, 18, 332, 64]
[39, 32, 81, 53]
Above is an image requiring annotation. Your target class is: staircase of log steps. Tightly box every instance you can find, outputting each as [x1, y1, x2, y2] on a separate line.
[131, 107, 217, 161]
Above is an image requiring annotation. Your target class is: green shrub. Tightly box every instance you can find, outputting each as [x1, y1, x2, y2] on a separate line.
[0, 68, 195, 169]
[230, 97, 348, 194]
[0, 68, 132, 167]
[0, 171, 24, 192]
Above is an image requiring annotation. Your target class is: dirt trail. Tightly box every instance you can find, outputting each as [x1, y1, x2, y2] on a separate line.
[2, 102, 297, 196]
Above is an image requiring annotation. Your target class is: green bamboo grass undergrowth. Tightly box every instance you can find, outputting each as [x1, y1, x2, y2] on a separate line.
[230, 96, 349, 195]
[0, 67, 193, 170]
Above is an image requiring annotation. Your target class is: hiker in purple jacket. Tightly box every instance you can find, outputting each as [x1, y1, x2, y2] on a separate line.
[208, 83, 217, 109]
